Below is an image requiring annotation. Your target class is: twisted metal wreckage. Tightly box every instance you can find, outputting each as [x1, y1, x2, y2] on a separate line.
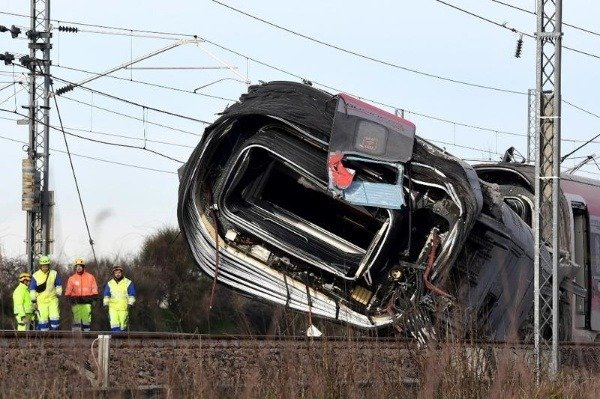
[178, 81, 578, 341]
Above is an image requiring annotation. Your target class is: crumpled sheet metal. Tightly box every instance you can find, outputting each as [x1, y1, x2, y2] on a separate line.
[178, 82, 550, 337]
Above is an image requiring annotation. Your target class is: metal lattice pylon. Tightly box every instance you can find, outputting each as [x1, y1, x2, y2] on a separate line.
[527, 89, 537, 163]
[533, 0, 562, 376]
[24, 0, 53, 272]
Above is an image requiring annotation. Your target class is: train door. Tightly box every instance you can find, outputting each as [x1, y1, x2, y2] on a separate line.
[589, 212, 600, 331]
[570, 199, 590, 329]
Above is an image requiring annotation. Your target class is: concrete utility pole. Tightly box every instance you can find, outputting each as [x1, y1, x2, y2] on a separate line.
[533, 0, 562, 376]
[22, 0, 53, 273]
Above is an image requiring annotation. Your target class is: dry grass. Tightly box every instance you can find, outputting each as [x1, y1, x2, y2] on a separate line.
[1, 336, 599, 399]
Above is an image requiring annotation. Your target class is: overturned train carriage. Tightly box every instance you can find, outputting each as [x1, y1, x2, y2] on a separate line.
[178, 81, 576, 340]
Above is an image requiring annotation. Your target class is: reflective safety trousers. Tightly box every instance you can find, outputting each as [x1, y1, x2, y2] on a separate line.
[13, 283, 33, 318]
[29, 269, 62, 303]
[103, 278, 136, 311]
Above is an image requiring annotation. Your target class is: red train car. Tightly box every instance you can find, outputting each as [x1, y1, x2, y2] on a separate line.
[562, 174, 600, 341]
[475, 164, 600, 342]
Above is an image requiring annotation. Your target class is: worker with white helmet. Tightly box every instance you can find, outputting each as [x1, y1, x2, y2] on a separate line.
[103, 265, 136, 332]
[65, 258, 99, 331]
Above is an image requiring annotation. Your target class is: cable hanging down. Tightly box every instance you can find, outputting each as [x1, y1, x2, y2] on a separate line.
[51, 88, 98, 264]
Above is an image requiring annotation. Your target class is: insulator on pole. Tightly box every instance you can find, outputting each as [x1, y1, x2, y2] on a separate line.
[515, 34, 524, 58]
[58, 25, 78, 33]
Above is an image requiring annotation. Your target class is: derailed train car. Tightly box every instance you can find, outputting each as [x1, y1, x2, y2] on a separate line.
[178, 81, 597, 341]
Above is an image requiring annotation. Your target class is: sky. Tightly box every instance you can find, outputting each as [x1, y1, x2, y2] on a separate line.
[1, 0, 600, 263]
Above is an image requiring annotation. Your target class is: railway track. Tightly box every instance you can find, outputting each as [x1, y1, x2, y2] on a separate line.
[1, 331, 599, 397]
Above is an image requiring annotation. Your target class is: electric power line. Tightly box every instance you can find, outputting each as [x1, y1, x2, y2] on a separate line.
[58, 95, 202, 137]
[1, 8, 527, 95]
[211, 0, 526, 95]
[51, 75, 211, 124]
[61, 126, 196, 149]
[435, 0, 600, 61]
[0, 134, 177, 174]
[5, 12, 600, 139]
[491, 0, 600, 38]
[54, 64, 237, 102]
[0, 107, 186, 163]
[5, 11, 600, 152]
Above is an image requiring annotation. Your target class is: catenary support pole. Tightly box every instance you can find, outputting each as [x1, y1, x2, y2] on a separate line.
[24, 0, 53, 273]
[533, 0, 562, 377]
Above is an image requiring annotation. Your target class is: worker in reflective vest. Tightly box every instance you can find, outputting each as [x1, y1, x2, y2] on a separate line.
[103, 265, 136, 332]
[29, 255, 62, 331]
[13, 272, 34, 331]
[65, 258, 99, 331]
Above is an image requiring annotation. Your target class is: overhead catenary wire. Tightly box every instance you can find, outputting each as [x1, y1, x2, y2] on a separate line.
[0, 8, 526, 95]
[0, 134, 177, 174]
[491, 0, 600, 38]
[4, 12, 600, 137]
[0, 107, 186, 163]
[54, 64, 237, 102]
[51, 75, 211, 125]
[5, 10, 600, 155]
[435, 0, 600, 61]
[63, 126, 196, 149]
[57, 95, 202, 137]
[211, 0, 526, 95]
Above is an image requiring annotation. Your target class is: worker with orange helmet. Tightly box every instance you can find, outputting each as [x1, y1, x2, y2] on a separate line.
[13, 272, 34, 331]
[64, 258, 99, 331]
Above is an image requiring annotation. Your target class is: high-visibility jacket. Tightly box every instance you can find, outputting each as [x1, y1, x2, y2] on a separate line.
[65, 271, 98, 303]
[29, 269, 62, 303]
[13, 283, 34, 318]
[103, 278, 136, 311]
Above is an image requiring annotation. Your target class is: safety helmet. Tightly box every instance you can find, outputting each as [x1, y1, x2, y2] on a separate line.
[38, 255, 50, 266]
[18, 272, 31, 283]
[112, 265, 123, 273]
[74, 258, 86, 267]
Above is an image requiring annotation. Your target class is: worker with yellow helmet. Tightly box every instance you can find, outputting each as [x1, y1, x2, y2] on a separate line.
[65, 258, 99, 331]
[29, 255, 63, 331]
[12, 272, 34, 331]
